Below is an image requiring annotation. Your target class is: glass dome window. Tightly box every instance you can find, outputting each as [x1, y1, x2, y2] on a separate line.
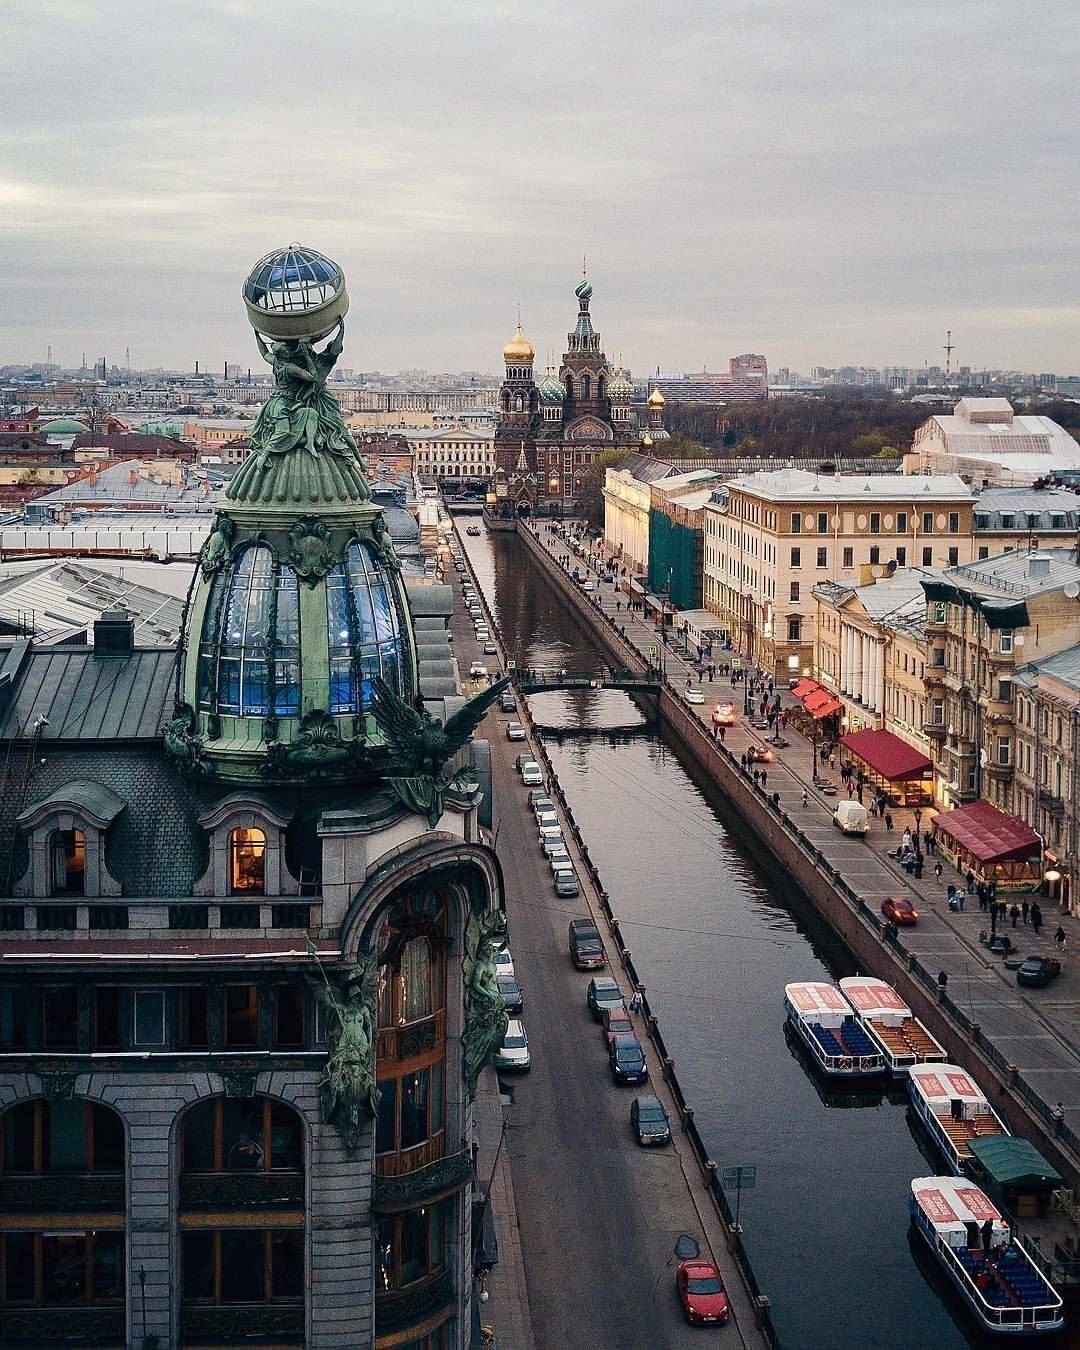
[198, 546, 301, 716]
[326, 541, 406, 713]
[243, 245, 343, 315]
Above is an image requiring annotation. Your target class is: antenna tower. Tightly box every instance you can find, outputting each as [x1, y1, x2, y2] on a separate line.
[944, 329, 955, 381]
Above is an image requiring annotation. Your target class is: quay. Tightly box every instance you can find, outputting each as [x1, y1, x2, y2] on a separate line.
[511, 517, 1080, 1274]
[451, 535, 772, 1349]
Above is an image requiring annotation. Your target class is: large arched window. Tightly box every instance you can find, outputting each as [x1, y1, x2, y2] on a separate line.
[181, 1097, 303, 1177]
[326, 541, 406, 714]
[1, 1099, 124, 1176]
[197, 545, 301, 716]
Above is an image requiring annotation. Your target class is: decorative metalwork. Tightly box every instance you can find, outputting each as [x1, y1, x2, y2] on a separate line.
[265, 709, 355, 776]
[41, 1071, 76, 1100]
[0, 1307, 124, 1342]
[182, 1302, 304, 1340]
[372, 1148, 472, 1214]
[374, 1268, 453, 1335]
[0, 1173, 123, 1212]
[163, 702, 208, 775]
[179, 1170, 303, 1210]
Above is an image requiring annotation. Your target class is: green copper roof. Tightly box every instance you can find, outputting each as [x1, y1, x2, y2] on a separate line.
[967, 1135, 1062, 1187]
[226, 444, 370, 506]
[38, 417, 90, 435]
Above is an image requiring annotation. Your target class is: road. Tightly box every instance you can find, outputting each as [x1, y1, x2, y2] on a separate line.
[449, 548, 766, 1350]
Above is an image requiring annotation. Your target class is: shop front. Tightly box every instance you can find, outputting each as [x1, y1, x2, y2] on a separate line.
[840, 728, 933, 806]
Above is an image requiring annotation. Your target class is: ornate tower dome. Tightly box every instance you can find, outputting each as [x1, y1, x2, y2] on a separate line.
[537, 367, 566, 404]
[647, 386, 665, 408]
[608, 369, 633, 400]
[502, 323, 535, 365]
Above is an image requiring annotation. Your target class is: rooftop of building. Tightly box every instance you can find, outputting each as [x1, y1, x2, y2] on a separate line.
[937, 546, 1080, 599]
[972, 485, 1080, 524]
[1014, 642, 1080, 693]
[717, 468, 972, 502]
[30, 459, 230, 509]
[0, 559, 190, 645]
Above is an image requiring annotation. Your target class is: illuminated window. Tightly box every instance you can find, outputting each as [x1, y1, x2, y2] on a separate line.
[230, 827, 266, 894]
[49, 828, 85, 896]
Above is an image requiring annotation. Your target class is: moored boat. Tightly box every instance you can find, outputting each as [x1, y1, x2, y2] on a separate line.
[909, 1176, 1064, 1335]
[839, 976, 947, 1076]
[783, 981, 885, 1078]
[908, 1063, 1009, 1175]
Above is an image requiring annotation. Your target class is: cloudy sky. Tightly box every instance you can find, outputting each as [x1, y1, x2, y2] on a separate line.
[2, 0, 1078, 377]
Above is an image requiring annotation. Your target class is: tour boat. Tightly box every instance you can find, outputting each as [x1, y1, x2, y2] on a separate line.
[909, 1176, 1064, 1335]
[838, 976, 947, 1076]
[783, 982, 885, 1078]
[907, 1063, 1009, 1175]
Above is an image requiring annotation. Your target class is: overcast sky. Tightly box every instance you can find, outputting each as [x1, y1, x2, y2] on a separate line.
[2, 0, 1078, 377]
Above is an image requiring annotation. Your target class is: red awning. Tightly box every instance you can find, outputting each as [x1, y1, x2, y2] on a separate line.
[841, 729, 932, 781]
[793, 679, 821, 698]
[932, 799, 1042, 866]
[810, 697, 842, 720]
[804, 689, 834, 712]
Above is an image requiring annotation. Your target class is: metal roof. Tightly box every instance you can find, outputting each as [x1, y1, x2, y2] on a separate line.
[0, 559, 188, 645]
[720, 469, 972, 501]
[0, 646, 176, 741]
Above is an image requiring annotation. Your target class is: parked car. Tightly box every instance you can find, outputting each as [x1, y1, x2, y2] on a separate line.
[497, 975, 524, 1015]
[676, 1259, 730, 1325]
[528, 790, 553, 808]
[608, 1033, 648, 1084]
[469, 662, 488, 678]
[582, 579, 595, 593]
[506, 721, 526, 741]
[1017, 956, 1062, 988]
[500, 691, 518, 713]
[553, 869, 580, 898]
[746, 745, 774, 763]
[881, 896, 919, 926]
[539, 831, 567, 857]
[711, 702, 737, 726]
[568, 918, 605, 969]
[535, 805, 559, 826]
[484, 642, 499, 655]
[601, 1003, 633, 1039]
[468, 604, 482, 618]
[493, 1019, 530, 1071]
[547, 845, 572, 872]
[683, 687, 705, 706]
[586, 976, 625, 1021]
[631, 1094, 671, 1146]
[522, 765, 544, 787]
[517, 755, 541, 777]
[834, 800, 869, 835]
[493, 946, 515, 979]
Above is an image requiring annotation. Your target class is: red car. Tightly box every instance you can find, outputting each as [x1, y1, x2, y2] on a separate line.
[601, 1006, 634, 1043]
[711, 702, 737, 727]
[881, 896, 919, 926]
[676, 1258, 730, 1325]
[746, 745, 774, 764]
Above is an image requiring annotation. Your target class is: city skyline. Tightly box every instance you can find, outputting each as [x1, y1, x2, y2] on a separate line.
[2, 2, 1078, 374]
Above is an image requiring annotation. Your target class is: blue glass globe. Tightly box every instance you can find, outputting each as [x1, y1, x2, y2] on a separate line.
[243, 243, 349, 340]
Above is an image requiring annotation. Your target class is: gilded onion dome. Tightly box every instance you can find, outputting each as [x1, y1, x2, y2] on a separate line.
[503, 323, 535, 364]
[647, 386, 665, 408]
[537, 367, 566, 404]
[608, 368, 633, 400]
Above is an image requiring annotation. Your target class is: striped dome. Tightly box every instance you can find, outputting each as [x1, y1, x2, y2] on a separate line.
[608, 369, 633, 400]
[538, 371, 566, 404]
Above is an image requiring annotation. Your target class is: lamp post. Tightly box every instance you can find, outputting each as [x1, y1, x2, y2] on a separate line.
[812, 723, 819, 780]
[1044, 867, 1062, 906]
[912, 806, 924, 853]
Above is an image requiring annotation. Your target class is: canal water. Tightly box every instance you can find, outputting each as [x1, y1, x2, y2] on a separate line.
[463, 527, 991, 1350]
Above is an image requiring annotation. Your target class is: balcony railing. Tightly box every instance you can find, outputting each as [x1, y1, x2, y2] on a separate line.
[376, 1131, 445, 1179]
[0, 1304, 124, 1344]
[181, 1302, 304, 1342]
[1039, 790, 1066, 816]
[377, 1011, 443, 1062]
[923, 722, 947, 741]
[0, 1172, 124, 1212]
[374, 1269, 453, 1336]
[179, 1169, 304, 1210]
[986, 760, 1014, 780]
[373, 1147, 472, 1214]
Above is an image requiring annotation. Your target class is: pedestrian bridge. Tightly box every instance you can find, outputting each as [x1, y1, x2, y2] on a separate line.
[515, 667, 662, 695]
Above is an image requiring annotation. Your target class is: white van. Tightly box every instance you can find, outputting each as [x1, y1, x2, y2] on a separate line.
[833, 800, 869, 835]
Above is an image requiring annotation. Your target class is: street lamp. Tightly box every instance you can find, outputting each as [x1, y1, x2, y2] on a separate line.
[912, 807, 924, 852]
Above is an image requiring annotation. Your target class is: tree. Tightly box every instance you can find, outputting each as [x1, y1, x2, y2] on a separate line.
[578, 449, 632, 528]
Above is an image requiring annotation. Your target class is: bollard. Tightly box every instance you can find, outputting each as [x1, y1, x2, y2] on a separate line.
[621, 947, 632, 966]
[1007, 1063, 1018, 1085]
[682, 1105, 694, 1124]
[754, 1295, 771, 1327]
[662, 1055, 674, 1080]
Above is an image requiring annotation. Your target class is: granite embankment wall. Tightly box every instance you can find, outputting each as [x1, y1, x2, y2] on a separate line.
[513, 521, 1080, 1194]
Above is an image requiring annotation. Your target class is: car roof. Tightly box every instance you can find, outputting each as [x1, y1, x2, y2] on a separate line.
[635, 1094, 664, 1110]
[505, 1018, 525, 1035]
[591, 976, 620, 990]
[611, 1033, 641, 1049]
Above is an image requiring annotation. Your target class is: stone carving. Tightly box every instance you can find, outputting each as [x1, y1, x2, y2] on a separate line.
[287, 517, 335, 585]
[369, 675, 511, 828]
[41, 1071, 76, 1100]
[199, 514, 235, 577]
[307, 937, 379, 1150]
[462, 905, 509, 1098]
[163, 703, 208, 775]
[370, 512, 401, 572]
[265, 709, 353, 777]
[222, 1070, 256, 1098]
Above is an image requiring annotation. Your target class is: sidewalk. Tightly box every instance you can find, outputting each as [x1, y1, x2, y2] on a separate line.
[526, 520, 1080, 1158]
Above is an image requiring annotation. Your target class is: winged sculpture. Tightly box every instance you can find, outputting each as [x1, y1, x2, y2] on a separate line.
[369, 675, 510, 826]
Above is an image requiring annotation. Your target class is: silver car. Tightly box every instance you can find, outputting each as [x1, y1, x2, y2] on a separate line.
[493, 1018, 531, 1071]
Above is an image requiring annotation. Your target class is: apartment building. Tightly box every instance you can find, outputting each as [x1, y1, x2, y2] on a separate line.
[702, 470, 973, 681]
[920, 549, 1080, 814]
[408, 428, 494, 482]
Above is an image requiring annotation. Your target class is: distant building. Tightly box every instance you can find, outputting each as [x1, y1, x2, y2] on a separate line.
[646, 470, 726, 612]
[407, 428, 495, 484]
[650, 355, 768, 405]
[909, 397, 1080, 485]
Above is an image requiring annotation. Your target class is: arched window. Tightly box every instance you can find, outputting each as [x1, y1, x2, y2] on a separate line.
[564, 375, 574, 401]
[230, 827, 266, 894]
[326, 541, 406, 714]
[197, 545, 301, 716]
[2, 1099, 124, 1175]
[49, 827, 85, 895]
[582, 375, 591, 401]
[181, 1097, 303, 1177]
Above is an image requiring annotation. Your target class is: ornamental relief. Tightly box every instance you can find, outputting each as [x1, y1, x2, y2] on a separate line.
[566, 416, 613, 442]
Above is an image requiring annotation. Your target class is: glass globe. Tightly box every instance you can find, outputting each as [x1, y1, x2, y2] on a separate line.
[242, 243, 349, 340]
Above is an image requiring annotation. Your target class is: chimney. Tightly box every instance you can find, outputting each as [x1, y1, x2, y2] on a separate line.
[93, 611, 134, 657]
[1027, 553, 1051, 580]
[129, 468, 138, 486]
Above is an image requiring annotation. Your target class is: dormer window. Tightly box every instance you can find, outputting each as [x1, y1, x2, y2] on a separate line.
[230, 828, 266, 895]
[15, 784, 124, 899]
[49, 828, 86, 896]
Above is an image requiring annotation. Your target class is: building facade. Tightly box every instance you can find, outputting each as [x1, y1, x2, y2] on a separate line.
[408, 428, 495, 484]
[908, 397, 1080, 485]
[491, 278, 648, 517]
[0, 407, 506, 1346]
[702, 470, 974, 681]
[920, 549, 1080, 816]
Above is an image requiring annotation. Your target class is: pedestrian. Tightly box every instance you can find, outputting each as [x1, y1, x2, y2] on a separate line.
[772, 791, 781, 810]
[629, 988, 643, 1014]
[966, 869, 976, 894]
[924, 831, 933, 855]
[934, 861, 943, 879]
[718, 725, 726, 745]
[802, 788, 809, 808]
[829, 752, 837, 770]
[958, 891, 964, 911]
[1009, 904, 1020, 929]
[857, 785, 863, 804]
[885, 812, 894, 832]
[1031, 902, 1043, 935]
[1055, 925, 1067, 952]
[848, 781, 856, 798]
[1021, 899, 1029, 925]
[761, 769, 768, 788]
[902, 828, 913, 851]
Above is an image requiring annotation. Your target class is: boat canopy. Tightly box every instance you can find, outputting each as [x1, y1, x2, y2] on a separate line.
[911, 1176, 1008, 1239]
[909, 1064, 988, 1108]
[839, 977, 911, 1023]
[785, 981, 852, 1027]
[967, 1136, 1063, 1190]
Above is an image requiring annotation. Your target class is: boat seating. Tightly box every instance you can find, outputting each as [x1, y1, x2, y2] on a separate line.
[810, 1023, 844, 1057]
[970, 1113, 1003, 1138]
[899, 1019, 941, 1059]
[938, 1115, 975, 1154]
[840, 1019, 877, 1056]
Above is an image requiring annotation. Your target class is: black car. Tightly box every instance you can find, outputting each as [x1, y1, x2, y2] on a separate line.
[1016, 956, 1062, 988]
[568, 918, 605, 970]
[586, 976, 624, 1022]
[609, 1033, 648, 1085]
[630, 1094, 671, 1146]
[499, 691, 518, 713]
[497, 975, 524, 1014]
